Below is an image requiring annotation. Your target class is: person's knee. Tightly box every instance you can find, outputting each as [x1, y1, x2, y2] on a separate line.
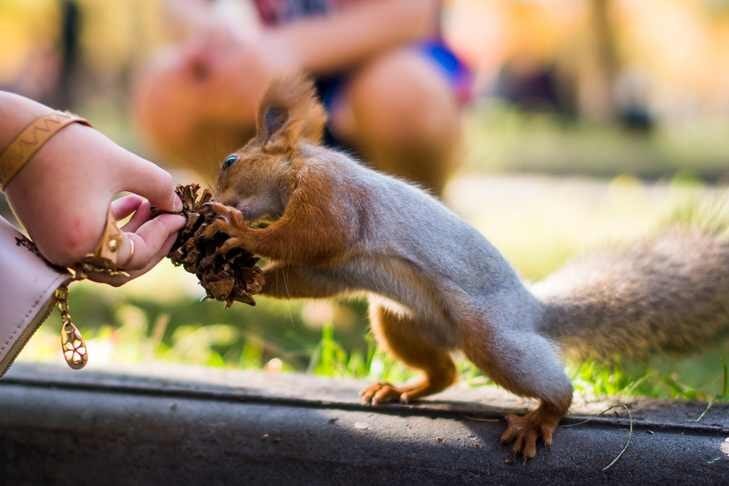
[132, 49, 190, 150]
[132, 46, 262, 180]
[347, 49, 461, 150]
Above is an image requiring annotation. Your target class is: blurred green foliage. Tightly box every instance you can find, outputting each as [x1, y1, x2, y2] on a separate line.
[464, 102, 729, 182]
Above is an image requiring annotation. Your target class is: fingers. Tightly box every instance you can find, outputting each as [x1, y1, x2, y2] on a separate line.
[111, 194, 145, 220]
[120, 198, 152, 233]
[90, 232, 178, 287]
[157, 231, 179, 260]
[118, 213, 186, 271]
[119, 156, 182, 213]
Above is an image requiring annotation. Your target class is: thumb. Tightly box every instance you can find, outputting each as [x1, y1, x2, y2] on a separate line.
[119, 155, 182, 213]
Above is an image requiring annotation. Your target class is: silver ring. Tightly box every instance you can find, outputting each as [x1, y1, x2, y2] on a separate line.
[124, 237, 135, 267]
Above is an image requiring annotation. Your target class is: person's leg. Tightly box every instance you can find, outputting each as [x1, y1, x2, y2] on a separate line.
[132, 49, 260, 184]
[330, 48, 462, 197]
[135, 41, 465, 193]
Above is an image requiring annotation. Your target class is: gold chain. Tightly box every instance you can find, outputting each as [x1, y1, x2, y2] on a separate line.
[53, 259, 129, 370]
[55, 284, 88, 369]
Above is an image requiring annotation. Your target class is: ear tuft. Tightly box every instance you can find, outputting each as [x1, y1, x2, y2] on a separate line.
[256, 74, 327, 149]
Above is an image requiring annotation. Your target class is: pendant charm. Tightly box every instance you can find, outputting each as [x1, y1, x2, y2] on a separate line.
[60, 321, 88, 370]
[20, 214, 126, 371]
[55, 285, 89, 370]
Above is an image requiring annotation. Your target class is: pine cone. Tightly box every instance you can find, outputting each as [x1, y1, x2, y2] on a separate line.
[165, 184, 264, 307]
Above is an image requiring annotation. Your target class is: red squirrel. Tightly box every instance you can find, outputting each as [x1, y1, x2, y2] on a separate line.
[204, 75, 729, 459]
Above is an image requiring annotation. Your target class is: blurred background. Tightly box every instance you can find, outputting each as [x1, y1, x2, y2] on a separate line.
[2, 0, 728, 401]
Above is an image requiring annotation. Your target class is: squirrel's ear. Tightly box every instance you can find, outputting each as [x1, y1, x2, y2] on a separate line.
[256, 74, 327, 150]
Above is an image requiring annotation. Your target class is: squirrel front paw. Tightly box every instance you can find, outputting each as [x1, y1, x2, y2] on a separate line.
[204, 201, 247, 227]
[201, 202, 252, 244]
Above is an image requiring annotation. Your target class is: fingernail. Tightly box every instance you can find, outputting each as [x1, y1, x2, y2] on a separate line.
[173, 195, 183, 212]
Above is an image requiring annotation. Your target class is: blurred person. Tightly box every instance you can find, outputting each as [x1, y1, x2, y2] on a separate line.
[133, 0, 473, 196]
[614, 72, 654, 133]
[493, 59, 576, 117]
[55, 0, 83, 108]
[0, 90, 185, 374]
[1, 44, 61, 105]
[1, 0, 82, 109]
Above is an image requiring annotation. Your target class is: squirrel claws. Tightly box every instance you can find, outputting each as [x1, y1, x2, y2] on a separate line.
[361, 384, 558, 461]
[360, 382, 406, 406]
[205, 201, 248, 229]
[201, 219, 230, 239]
[205, 201, 237, 216]
[199, 220, 250, 255]
[501, 411, 559, 461]
[201, 202, 252, 246]
[541, 423, 554, 448]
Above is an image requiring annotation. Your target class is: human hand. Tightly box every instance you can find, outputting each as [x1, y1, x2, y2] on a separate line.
[4, 122, 186, 286]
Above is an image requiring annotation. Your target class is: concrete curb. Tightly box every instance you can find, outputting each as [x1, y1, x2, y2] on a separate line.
[1, 363, 728, 485]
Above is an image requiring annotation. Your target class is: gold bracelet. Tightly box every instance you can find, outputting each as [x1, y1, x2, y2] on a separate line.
[0, 111, 91, 190]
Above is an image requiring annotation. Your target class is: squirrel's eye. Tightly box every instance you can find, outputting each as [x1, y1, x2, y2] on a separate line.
[222, 154, 239, 169]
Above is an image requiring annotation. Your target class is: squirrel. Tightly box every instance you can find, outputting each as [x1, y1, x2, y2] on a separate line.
[202, 75, 729, 460]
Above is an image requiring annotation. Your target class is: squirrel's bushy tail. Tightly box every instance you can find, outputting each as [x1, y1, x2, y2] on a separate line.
[533, 229, 729, 361]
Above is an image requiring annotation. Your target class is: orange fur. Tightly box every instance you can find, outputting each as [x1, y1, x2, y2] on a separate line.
[363, 305, 457, 404]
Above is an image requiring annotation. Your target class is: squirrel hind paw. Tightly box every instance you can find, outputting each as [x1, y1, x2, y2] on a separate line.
[501, 410, 560, 461]
[360, 382, 406, 406]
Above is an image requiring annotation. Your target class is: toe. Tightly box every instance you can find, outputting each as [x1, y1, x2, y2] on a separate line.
[500, 426, 517, 445]
[206, 202, 229, 214]
[523, 429, 538, 459]
[219, 238, 239, 254]
[500, 415, 520, 444]
[372, 384, 401, 405]
[541, 424, 554, 448]
[512, 432, 525, 454]
[360, 382, 402, 406]
[360, 385, 377, 404]
[201, 224, 219, 239]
